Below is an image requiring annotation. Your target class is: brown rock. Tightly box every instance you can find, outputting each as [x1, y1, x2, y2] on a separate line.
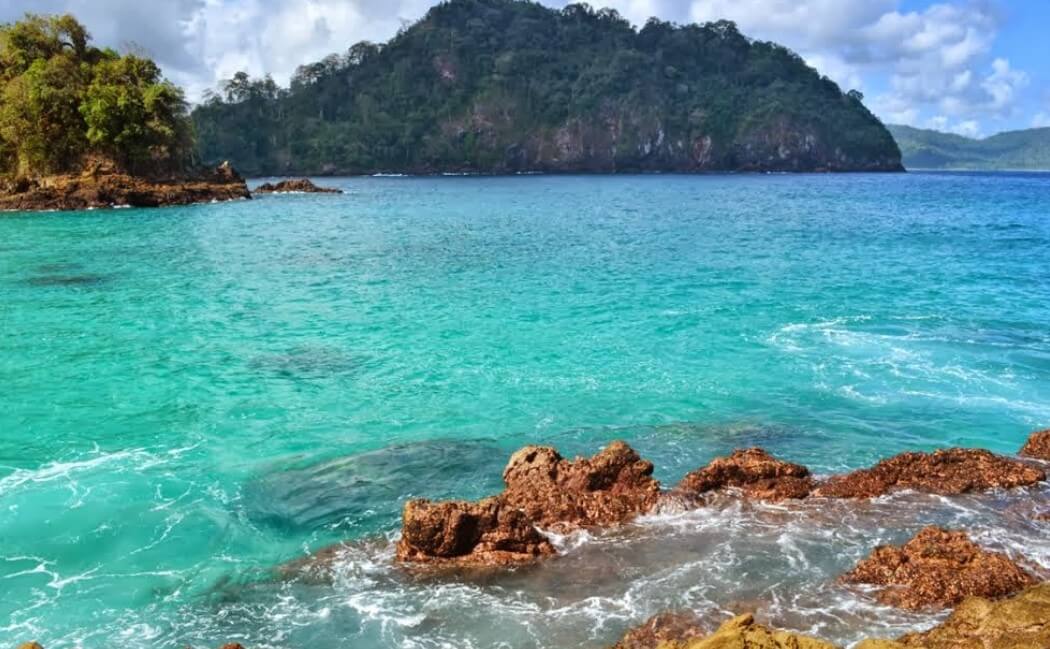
[855, 583, 1050, 649]
[1020, 429, 1050, 461]
[814, 448, 1045, 498]
[841, 526, 1036, 610]
[499, 441, 662, 530]
[0, 164, 251, 211]
[610, 611, 707, 649]
[396, 496, 555, 566]
[16, 643, 45, 649]
[649, 613, 838, 649]
[254, 178, 342, 194]
[217, 644, 246, 649]
[674, 448, 815, 501]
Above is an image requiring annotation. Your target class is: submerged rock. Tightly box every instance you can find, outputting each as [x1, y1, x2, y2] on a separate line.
[499, 441, 662, 531]
[610, 611, 707, 649]
[856, 583, 1050, 648]
[253, 178, 342, 194]
[841, 526, 1036, 610]
[1020, 429, 1050, 461]
[813, 448, 1045, 498]
[615, 613, 837, 649]
[396, 497, 555, 566]
[674, 448, 815, 501]
[0, 163, 251, 211]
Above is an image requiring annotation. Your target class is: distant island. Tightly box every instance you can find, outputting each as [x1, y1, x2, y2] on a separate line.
[193, 0, 902, 175]
[0, 14, 249, 211]
[888, 124, 1050, 171]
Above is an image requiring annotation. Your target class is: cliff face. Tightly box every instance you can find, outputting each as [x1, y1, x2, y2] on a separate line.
[193, 0, 902, 175]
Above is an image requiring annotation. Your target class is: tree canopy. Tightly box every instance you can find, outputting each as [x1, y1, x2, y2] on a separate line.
[193, 0, 900, 175]
[0, 13, 192, 177]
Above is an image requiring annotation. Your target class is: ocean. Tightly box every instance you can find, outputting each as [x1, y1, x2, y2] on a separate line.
[1, 172, 1049, 648]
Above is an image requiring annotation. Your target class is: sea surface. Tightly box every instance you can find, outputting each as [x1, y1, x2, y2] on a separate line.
[1, 172, 1049, 648]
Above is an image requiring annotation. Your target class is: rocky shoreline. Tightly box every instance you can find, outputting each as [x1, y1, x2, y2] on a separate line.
[253, 178, 342, 194]
[0, 162, 251, 212]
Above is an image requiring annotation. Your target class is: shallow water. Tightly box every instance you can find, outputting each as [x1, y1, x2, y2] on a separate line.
[1, 172, 1049, 648]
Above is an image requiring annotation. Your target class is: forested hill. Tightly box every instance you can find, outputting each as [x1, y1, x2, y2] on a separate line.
[888, 124, 1050, 170]
[192, 0, 902, 175]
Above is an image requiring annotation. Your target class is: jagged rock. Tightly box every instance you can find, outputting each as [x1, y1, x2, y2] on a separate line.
[1020, 429, 1050, 461]
[499, 441, 662, 531]
[635, 613, 837, 649]
[674, 448, 815, 501]
[396, 496, 555, 566]
[855, 583, 1050, 649]
[813, 448, 1045, 498]
[610, 611, 707, 649]
[16, 643, 44, 649]
[0, 163, 251, 211]
[253, 178, 342, 194]
[841, 526, 1036, 610]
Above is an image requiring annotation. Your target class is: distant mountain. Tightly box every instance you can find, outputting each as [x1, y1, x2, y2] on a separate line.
[192, 0, 901, 175]
[888, 124, 1050, 170]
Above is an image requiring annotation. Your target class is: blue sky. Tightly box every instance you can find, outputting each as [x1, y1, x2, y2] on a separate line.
[2, 0, 1047, 137]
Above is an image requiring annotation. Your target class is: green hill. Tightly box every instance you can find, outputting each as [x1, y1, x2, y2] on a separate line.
[888, 124, 1050, 171]
[192, 0, 901, 175]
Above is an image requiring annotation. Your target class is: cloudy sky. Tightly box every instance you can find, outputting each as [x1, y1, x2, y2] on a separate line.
[3, 0, 1047, 137]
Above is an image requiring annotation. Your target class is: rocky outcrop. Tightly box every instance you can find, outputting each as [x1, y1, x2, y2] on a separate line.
[674, 448, 815, 501]
[613, 613, 837, 649]
[499, 441, 662, 531]
[841, 526, 1036, 610]
[253, 178, 342, 194]
[610, 611, 707, 649]
[0, 162, 250, 212]
[396, 441, 661, 566]
[813, 448, 1045, 498]
[396, 497, 555, 566]
[856, 583, 1050, 648]
[1021, 429, 1050, 461]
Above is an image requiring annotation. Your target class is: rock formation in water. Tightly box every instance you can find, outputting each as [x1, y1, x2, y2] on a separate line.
[813, 448, 1045, 498]
[1021, 429, 1050, 461]
[610, 613, 836, 649]
[856, 583, 1050, 648]
[673, 447, 815, 501]
[609, 611, 708, 649]
[396, 440, 661, 566]
[841, 526, 1036, 610]
[253, 179, 343, 194]
[0, 161, 251, 211]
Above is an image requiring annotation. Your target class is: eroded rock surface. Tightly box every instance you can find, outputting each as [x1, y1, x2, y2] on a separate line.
[629, 613, 837, 649]
[396, 497, 555, 566]
[0, 162, 250, 211]
[1021, 429, 1050, 461]
[499, 441, 662, 530]
[610, 611, 707, 649]
[841, 526, 1036, 610]
[856, 583, 1050, 649]
[814, 448, 1045, 498]
[254, 178, 342, 194]
[674, 448, 815, 501]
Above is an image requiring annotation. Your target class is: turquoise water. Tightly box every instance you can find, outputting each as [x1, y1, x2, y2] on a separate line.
[1, 172, 1049, 648]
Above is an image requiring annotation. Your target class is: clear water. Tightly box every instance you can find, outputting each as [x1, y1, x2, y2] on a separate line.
[1, 172, 1049, 648]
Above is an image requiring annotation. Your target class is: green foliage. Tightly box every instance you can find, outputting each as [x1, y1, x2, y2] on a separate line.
[0, 13, 192, 176]
[193, 0, 900, 175]
[888, 124, 1050, 170]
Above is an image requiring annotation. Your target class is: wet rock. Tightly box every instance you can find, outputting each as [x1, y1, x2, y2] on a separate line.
[218, 645, 246, 649]
[0, 163, 250, 211]
[1020, 429, 1050, 461]
[395, 497, 555, 566]
[499, 441, 662, 531]
[814, 448, 1045, 498]
[16, 643, 45, 649]
[841, 526, 1036, 610]
[855, 582, 1050, 649]
[674, 448, 815, 501]
[253, 178, 342, 194]
[610, 611, 707, 649]
[634, 613, 837, 649]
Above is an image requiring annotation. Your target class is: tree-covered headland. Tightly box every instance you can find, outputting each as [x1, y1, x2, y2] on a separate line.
[193, 0, 902, 175]
[0, 14, 193, 178]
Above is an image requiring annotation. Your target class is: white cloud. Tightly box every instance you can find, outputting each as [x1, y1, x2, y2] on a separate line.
[1034, 112, 1050, 128]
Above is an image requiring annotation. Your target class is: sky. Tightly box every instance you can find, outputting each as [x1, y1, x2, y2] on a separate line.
[2, 0, 1047, 137]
